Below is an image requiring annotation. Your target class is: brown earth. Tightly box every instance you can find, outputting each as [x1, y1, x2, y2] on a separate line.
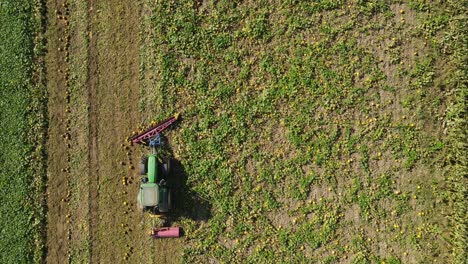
[45, 0, 71, 262]
[86, 0, 99, 262]
[45, 0, 182, 263]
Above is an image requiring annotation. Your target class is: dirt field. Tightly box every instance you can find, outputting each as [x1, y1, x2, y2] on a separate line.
[45, 0, 182, 263]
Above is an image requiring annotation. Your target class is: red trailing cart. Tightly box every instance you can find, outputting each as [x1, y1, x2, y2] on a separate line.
[150, 227, 181, 238]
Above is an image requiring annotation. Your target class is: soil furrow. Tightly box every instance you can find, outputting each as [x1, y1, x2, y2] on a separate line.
[45, 0, 71, 262]
[85, 0, 100, 263]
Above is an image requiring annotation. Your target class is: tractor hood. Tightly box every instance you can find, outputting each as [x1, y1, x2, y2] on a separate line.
[138, 183, 159, 207]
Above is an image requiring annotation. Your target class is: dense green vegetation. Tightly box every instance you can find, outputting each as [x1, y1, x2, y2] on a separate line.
[139, 0, 466, 262]
[0, 0, 47, 263]
[444, 1, 468, 262]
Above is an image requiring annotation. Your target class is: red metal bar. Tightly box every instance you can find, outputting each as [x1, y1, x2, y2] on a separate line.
[129, 115, 178, 144]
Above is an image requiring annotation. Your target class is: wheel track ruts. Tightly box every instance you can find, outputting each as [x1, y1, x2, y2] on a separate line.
[45, 0, 71, 263]
[86, 0, 100, 263]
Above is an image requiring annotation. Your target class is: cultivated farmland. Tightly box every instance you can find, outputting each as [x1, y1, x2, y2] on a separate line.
[0, 0, 466, 263]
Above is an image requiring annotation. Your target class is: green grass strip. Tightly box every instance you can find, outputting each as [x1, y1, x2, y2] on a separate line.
[0, 0, 47, 263]
[445, 1, 467, 262]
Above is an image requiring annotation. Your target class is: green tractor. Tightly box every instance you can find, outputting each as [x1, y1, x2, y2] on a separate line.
[137, 154, 172, 214]
[128, 115, 178, 215]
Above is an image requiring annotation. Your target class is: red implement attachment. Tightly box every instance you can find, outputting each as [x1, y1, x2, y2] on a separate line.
[128, 114, 179, 144]
[150, 227, 181, 238]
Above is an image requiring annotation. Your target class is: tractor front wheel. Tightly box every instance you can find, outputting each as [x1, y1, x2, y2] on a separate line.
[161, 158, 171, 177]
[139, 156, 148, 175]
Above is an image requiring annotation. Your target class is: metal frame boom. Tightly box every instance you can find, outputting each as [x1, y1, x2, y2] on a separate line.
[128, 115, 178, 144]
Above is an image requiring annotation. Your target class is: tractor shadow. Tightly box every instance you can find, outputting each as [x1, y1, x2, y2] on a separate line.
[167, 159, 212, 226]
[158, 135, 212, 227]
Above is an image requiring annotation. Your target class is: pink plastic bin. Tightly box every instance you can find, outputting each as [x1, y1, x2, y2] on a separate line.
[151, 227, 181, 238]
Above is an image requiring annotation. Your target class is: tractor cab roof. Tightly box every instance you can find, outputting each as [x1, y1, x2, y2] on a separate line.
[140, 183, 159, 206]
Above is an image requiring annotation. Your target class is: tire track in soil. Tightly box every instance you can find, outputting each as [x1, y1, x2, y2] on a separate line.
[91, 1, 142, 261]
[45, 0, 70, 262]
[46, 0, 145, 262]
[86, 0, 142, 262]
[86, 0, 100, 263]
